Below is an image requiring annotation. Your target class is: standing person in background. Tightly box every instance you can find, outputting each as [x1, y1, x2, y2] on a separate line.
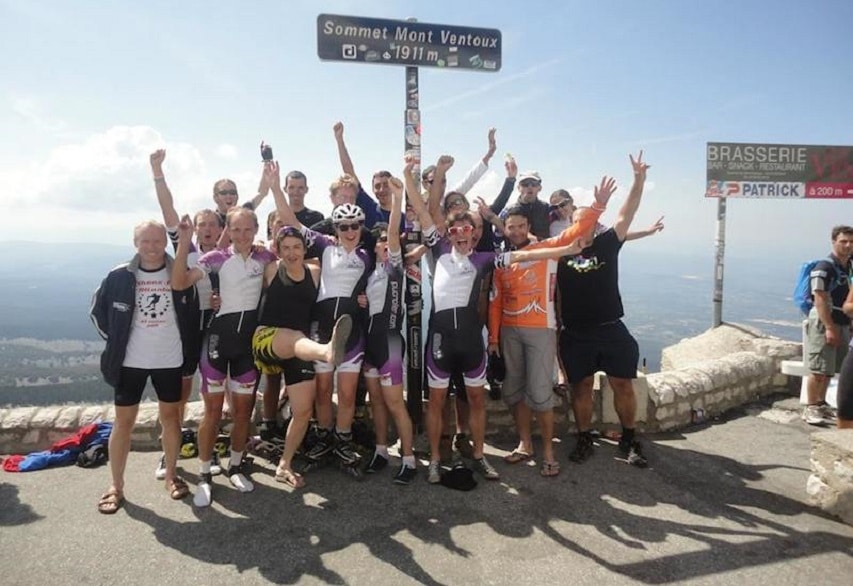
[90, 220, 193, 513]
[499, 169, 551, 241]
[557, 152, 652, 469]
[284, 170, 325, 228]
[803, 226, 853, 425]
[836, 286, 853, 429]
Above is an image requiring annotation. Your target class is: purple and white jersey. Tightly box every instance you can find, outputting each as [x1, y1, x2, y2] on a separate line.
[301, 227, 373, 302]
[196, 245, 276, 315]
[429, 236, 500, 314]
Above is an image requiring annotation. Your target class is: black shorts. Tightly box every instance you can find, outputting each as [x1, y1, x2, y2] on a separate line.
[204, 311, 258, 380]
[559, 320, 639, 385]
[115, 366, 182, 407]
[837, 349, 853, 421]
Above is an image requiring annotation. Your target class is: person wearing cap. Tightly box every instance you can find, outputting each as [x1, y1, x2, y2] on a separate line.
[499, 169, 551, 241]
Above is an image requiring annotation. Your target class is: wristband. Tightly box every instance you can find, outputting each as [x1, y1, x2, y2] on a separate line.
[591, 203, 606, 212]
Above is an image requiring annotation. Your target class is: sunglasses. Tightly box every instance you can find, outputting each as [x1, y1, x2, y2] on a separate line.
[377, 235, 389, 243]
[552, 200, 573, 209]
[519, 180, 541, 188]
[447, 198, 466, 208]
[448, 225, 474, 237]
[336, 222, 362, 232]
[217, 189, 238, 196]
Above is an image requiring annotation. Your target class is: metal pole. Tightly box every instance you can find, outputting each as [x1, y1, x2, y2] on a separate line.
[404, 56, 423, 427]
[712, 196, 726, 327]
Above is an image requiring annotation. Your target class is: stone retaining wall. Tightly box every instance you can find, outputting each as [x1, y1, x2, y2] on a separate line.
[808, 431, 853, 525]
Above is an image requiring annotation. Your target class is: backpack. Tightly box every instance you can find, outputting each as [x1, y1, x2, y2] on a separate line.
[793, 257, 834, 315]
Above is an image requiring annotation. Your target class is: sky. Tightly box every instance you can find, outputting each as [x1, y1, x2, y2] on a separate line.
[2, 0, 852, 263]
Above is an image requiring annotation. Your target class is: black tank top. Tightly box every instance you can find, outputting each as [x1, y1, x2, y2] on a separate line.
[257, 264, 317, 333]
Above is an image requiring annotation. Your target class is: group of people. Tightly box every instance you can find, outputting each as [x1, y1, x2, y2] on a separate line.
[90, 124, 664, 515]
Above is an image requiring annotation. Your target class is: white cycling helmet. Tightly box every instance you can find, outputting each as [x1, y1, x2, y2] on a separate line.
[331, 203, 365, 224]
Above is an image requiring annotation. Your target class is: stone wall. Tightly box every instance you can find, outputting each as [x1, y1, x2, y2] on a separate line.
[808, 430, 853, 525]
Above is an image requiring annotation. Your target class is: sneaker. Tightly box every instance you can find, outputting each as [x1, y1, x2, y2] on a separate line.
[619, 439, 648, 468]
[180, 429, 198, 459]
[473, 456, 500, 480]
[569, 433, 594, 463]
[193, 473, 213, 508]
[393, 464, 417, 485]
[333, 439, 361, 466]
[453, 433, 475, 460]
[154, 454, 167, 480]
[210, 453, 223, 476]
[802, 405, 832, 426]
[227, 466, 254, 493]
[427, 461, 441, 484]
[365, 452, 389, 474]
[259, 421, 285, 443]
[819, 403, 838, 422]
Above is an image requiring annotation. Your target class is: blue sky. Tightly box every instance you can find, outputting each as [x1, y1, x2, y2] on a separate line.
[2, 0, 852, 261]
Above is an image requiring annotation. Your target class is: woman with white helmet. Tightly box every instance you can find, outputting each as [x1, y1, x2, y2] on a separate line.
[265, 161, 373, 471]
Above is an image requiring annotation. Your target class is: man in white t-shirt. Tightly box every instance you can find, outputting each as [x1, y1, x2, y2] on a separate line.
[90, 220, 194, 513]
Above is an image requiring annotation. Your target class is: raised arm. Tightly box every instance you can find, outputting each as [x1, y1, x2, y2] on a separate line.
[427, 155, 454, 225]
[150, 150, 179, 228]
[625, 215, 664, 241]
[333, 122, 360, 185]
[613, 151, 650, 242]
[404, 156, 435, 233]
[249, 146, 271, 210]
[388, 177, 404, 255]
[265, 161, 302, 229]
[450, 127, 497, 195]
[489, 156, 518, 216]
[171, 215, 205, 291]
[507, 241, 583, 264]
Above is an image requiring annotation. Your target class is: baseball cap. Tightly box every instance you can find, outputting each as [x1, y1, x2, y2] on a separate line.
[517, 171, 542, 183]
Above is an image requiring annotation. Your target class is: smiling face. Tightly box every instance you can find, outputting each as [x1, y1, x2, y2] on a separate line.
[285, 173, 308, 206]
[213, 179, 238, 213]
[446, 211, 476, 255]
[549, 190, 575, 220]
[372, 172, 392, 209]
[334, 220, 362, 250]
[194, 210, 222, 250]
[276, 233, 307, 266]
[226, 208, 258, 253]
[133, 221, 168, 269]
[504, 213, 530, 247]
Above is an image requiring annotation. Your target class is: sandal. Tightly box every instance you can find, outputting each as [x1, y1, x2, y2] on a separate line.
[503, 450, 533, 464]
[97, 488, 124, 514]
[275, 467, 305, 488]
[166, 477, 190, 500]
[540, 460, 561, 477]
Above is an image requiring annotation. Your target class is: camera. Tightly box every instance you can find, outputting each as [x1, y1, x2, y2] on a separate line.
[261, 143, 274, 162]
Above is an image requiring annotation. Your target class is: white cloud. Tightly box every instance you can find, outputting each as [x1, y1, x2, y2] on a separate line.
[9, 94, 67, 134]
[215, 143, 238, 159]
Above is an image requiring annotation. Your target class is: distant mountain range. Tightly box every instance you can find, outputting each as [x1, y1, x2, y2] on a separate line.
[0, 241, 805, 407]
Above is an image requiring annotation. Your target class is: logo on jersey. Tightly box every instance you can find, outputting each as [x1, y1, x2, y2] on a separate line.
[565, 255, 605, 273]
[136, 291, 171, 319]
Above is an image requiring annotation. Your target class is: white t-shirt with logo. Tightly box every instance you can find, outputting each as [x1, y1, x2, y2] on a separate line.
[123, 266, 182, 369]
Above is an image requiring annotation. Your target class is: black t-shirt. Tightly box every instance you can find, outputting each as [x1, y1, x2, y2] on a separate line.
[295, 207, 325, 228]
[812, 256, 852, 325]
[557, 228, 624, 328]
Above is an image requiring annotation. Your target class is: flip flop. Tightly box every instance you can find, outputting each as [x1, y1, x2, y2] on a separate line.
[166, 477, 190, 500]
[275, 467, 305, 488]
[503, 450, 533, 464]
[97, 488, 124, 514]
[540, 460, 561, 477]
[329, 314, 353, 366]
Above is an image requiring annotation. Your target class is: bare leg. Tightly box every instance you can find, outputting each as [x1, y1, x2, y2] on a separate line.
[367, 375, 389, 446]
[383, 383, 414, 457]
[108, 404, 139, 494]
[277, 379, 315, 484]
[335, 371, 360, 431]
[158, 401, 182, 484]
[228, 390, 256, 454]
[427, 387, 448, 463]
[510, 401, 534, 455]
[198, 392, 225, 466]
[536, 409, 556, 463]
[610, 377, 637, 428]
[466, 385, 487, 459]
[807, 373, 829, 404]
[571, 376, 595, 432]
[314, 372, 335, 430]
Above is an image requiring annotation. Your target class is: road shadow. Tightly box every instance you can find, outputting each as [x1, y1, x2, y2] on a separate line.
[0, 482, 44, 526]
[122, 427, 853, 585]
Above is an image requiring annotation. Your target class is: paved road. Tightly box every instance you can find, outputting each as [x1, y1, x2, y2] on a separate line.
[2, 396, 852, 585]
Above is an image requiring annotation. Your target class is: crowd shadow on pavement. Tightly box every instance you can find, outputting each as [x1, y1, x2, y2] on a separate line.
[0, 481, 44, 526]
[121, 425, 853, 585]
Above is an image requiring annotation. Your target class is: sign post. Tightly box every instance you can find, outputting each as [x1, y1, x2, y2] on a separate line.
[706, 142, 853, 327]
[317, 13, 502, 427]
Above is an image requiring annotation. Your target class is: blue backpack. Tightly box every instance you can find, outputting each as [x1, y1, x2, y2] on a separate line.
[793, 257, 833, 315]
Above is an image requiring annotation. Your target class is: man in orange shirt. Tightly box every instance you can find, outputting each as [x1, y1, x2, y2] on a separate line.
[488, 178, 615, 477]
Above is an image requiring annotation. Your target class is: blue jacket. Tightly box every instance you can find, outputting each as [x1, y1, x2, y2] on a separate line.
[89, 254, 198, 388]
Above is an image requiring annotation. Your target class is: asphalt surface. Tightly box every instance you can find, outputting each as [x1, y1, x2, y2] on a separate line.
[2, 395, 852, 585]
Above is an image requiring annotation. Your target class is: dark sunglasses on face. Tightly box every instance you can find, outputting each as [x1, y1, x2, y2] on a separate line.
[336, 222, 362, 232]
[217, 189, 238, 196]
[448, 224, 474, 237]
[551, 199, 573, 209]
[519, 180, 540, 188]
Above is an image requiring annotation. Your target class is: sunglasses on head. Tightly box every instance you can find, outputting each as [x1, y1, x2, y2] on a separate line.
[336, 222, 362, 232]
[448, 224, 474, 237]
[519, 180, 540, 188]
[217, 189, 238, 196]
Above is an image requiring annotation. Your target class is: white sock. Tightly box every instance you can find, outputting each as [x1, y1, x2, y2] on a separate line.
[228, 470, 254, 493]
[229, 451, 243, 470]
[375, 444, 389, 458]
[200, 460, 211, 475]
[403, 455, 416, 468]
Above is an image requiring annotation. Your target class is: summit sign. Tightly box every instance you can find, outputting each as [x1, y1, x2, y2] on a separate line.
[317, 14, 502, 71]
